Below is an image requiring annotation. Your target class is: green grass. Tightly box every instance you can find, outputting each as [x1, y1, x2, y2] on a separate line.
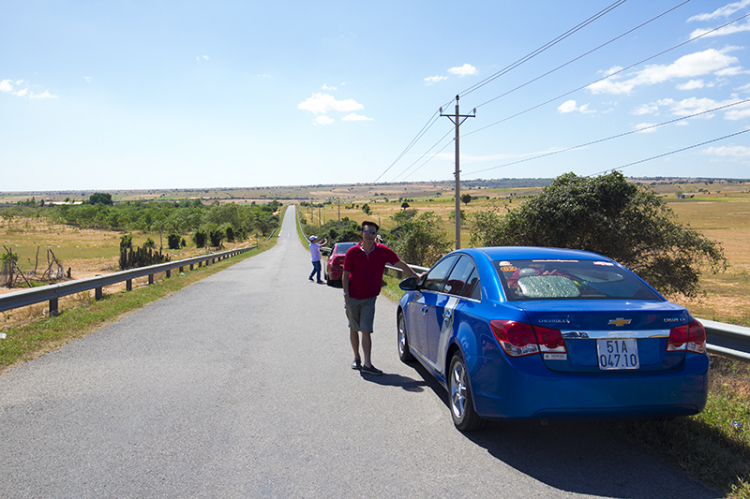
[608, 355, 750, 498]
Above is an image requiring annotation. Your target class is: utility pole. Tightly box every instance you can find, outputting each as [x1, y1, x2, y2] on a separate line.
[441, 95, 475, 249]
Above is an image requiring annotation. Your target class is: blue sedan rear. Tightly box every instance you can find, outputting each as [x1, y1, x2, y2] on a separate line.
[396, 247, 708, 432]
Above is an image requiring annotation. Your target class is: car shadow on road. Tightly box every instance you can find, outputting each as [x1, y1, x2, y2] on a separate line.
[396, 361, 720, 499]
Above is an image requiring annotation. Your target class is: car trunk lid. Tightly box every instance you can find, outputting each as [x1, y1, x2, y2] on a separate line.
[520, 300, 692, 373]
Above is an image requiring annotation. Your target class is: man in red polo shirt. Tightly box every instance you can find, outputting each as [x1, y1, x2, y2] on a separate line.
[342, 221, 421, 375]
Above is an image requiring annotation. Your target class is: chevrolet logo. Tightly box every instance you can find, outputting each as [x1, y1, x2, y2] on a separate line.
[608, 318, 632, 327]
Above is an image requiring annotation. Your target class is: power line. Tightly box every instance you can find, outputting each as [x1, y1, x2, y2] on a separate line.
[373, 110, 442, 183]
[463, 97, 750, 177]
[375, 0, 628, 184]
[590, 129, 750, 177]
[464, 12, 750, 139]
[392, 130, 454, 182]
[474, 1, 691, 110]
[460, 0, 628, 98]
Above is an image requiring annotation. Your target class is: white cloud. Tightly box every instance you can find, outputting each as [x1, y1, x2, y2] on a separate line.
[322, 84, 337, 90]
[701, 145, 750, 158]
[588, 48, 739, 95]
[298, 93, 364, 114]
[29, 90, 58, 99]
[633, 103, 660, 115]
[725, 103, 750, 120]
[448, 64, 477, 77]
[84, 76, 92, 83]
[1, 79, 55, 98]
[651, 96, 749, 120]
[557, 100, 595, 114]
[736, 83, 750, 92]
[342, 113, 373, 121]
[688, 0, 750, 21]
[690, 19, 750, 39]
[634, 123, 658, 133]
[424, 75, 448, 85]
[315, 116, 334, 125]
[715, 66, 749, 76]
[257, 73, 272, 78]
[676, 79, 705, 90]
[196, 55, 209, 62]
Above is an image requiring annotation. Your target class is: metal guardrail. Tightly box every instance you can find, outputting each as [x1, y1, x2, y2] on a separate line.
[0, 246, 255, 317]
[700, 318, 750, 362]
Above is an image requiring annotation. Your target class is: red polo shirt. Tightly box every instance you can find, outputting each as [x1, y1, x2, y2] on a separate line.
[343, 242, 400, 300]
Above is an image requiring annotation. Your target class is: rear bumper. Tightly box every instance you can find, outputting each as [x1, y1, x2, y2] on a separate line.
[470, 353, 709, 421]
[327, 267, 343, 280]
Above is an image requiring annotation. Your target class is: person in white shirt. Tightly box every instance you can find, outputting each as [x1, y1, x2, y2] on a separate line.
[307, 235, 328, 283]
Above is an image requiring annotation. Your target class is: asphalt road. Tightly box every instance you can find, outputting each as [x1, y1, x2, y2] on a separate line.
[0, 206, 719, 499]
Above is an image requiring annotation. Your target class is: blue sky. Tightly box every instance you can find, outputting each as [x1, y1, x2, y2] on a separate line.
[2, 0, 749, 192]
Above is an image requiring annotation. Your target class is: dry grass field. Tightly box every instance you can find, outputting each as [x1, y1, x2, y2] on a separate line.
[0, 217, 251, 328]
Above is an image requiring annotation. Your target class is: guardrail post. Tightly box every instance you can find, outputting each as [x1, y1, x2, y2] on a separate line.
[95, 287, 103, 300]
[179, 266, 184, 273]
[190, 263, 194, 270]
[148, 274, 154, 285]
[49, 298, 58, 316]
[126, 279, 132, 291]
[166, 269, 171, 278]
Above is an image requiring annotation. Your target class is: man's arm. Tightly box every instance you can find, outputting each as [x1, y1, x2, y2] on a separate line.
[394, 260, 422, 280]
[342, 270, 350, 304]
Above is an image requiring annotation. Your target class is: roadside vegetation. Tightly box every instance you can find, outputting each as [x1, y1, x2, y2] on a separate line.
[0, 208, 283, 374]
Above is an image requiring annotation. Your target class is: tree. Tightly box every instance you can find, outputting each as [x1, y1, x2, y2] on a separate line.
[469, 171, 726, 297]
[390, 211, 452, 267]
[167, 233, 182, 250]
[401, 201, 410, 210]
[461, 193, 472, 206]
[362, 203, 372, 215]
[89, 193, 113, 205]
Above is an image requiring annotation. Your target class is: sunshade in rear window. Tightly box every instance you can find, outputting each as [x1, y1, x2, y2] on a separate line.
[494, 259, 661, 301]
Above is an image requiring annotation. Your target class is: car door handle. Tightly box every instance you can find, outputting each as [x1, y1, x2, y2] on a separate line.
[443, 310, 452, 319]
[421, 306, 428, 315]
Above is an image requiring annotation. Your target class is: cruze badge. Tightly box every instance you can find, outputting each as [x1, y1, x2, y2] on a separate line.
[608, 318, 632, 327]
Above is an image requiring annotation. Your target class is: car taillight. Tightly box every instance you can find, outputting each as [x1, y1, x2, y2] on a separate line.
[667, 320, 706, 354]
[534, 325, 567, 353]
[491, 320, 539, 357]
[334, 256, 345, 265]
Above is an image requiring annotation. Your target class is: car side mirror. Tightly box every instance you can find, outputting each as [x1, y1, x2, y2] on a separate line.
[399, 276, 419, 291]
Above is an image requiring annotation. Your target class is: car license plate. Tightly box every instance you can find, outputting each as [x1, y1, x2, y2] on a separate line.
[597, 339, 639, 370]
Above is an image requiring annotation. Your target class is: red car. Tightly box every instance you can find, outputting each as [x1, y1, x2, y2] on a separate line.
[325, 242, 357, 285]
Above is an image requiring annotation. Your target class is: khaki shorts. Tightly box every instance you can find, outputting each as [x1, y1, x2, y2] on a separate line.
[346, 296, 377, 333]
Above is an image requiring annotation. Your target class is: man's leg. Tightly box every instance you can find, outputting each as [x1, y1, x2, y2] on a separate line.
[361, 331, 373, 367]
[350, 329, 361, 361]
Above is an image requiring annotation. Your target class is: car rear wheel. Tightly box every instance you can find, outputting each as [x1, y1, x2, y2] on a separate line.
[397, 312, 414, 362]
[449, 353, 486, 432]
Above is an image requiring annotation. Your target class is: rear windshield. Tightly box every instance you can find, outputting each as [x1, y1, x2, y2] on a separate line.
[336, 243, 357, 254]
[494, 259, 661, 301]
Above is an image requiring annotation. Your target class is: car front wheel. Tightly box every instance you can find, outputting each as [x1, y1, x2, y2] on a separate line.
[397, 311, 414, 362]
[448, 353, 486, 432]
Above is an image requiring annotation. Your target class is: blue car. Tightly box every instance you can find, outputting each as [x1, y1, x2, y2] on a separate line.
[397, 247, 709, 432]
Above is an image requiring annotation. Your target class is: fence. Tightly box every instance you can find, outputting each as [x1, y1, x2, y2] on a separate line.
[0, 246, 255, 317]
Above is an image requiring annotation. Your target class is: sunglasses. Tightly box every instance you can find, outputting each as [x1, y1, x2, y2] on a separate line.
[362, 229, 378, 235]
